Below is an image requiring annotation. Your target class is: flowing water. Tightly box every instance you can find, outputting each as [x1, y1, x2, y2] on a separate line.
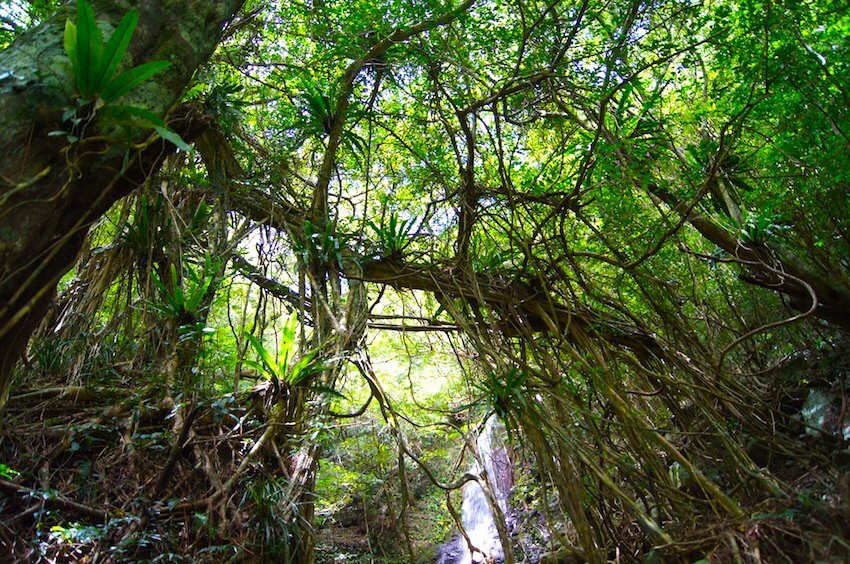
[437, 416, 512, 564]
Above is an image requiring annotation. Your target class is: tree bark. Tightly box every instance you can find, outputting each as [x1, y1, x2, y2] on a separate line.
[648, 182, 850, 330]
[0, 0, 245, 412]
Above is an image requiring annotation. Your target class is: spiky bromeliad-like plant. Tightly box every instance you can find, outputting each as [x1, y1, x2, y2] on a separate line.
[60, 0, 189, 148]
[244, 312, 326, 388]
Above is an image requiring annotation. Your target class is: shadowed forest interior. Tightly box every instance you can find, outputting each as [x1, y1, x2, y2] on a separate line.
[0, 0, 849, 561]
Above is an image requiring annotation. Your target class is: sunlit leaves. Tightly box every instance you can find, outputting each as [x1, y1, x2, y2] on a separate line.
[148, 256, 220, 320]
[367, 212, 414, 260]
[61, 0, 190, 149]
[63, 0, 170, 105]
[244, 312, 326, 386]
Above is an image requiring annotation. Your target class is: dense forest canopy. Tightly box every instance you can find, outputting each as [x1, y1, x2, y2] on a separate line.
[0, 0, 848, 561]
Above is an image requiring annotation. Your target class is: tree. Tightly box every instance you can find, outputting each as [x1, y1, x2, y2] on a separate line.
[0, 0, 245, 411]
[2, 0, 849, 561]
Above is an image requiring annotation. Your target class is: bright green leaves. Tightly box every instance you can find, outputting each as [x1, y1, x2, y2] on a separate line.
[100, 60, 171, 106]
[367, 212, 414, 260]
[97, 8, 137, 92]
[152, 125, 192, 152]
[94, 105, 190, 151]
[244, 312, 326, 386]
[298, 77, 335, 137]
[63, 11, 79, 75]
[60, 0, 192, 150]
[149, 256, 220, 320]
[0, 463, 21, 479]
[473, 367, 532, 438]
[64, 0, 170, 105]
[298, 220, 349, 267]
[291, 77, 367, 156]
[739, 213, 787, 246]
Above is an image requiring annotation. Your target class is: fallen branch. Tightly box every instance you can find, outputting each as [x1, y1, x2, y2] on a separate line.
[9, 386, 116, 404]
[0, 479, 110, 523]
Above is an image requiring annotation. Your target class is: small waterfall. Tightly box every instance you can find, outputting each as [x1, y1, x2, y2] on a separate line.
[438, 416, 512, 564]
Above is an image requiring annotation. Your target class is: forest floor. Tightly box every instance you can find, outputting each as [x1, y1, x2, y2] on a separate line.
[2, 354, 850, 562]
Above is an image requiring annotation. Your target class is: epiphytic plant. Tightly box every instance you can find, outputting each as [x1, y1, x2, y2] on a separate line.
[58, 0, 189, 149]
[244, 312, 325, 387]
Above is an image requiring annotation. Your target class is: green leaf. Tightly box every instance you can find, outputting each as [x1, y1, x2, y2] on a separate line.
[183, 259, 214, 311]
[101, 60, 171, 104]
[64, 20, 78, 76]
[288, 350, 319, 385]
[279, 311, 299, 370]
[166, 263, 185, 312]
[242, 359, 267, 377]
[95, 9, 138, 93]
[245, 333, 279, 378]
[345, 131, 367, 156]
[75, 0, 104, 97]
[0, 464, 21, 479]
[100, 104, 165, 127]
[150, 269, 167, 295]
[154, 126, 192, 152]
[615, 82, 633, 125]
[310, 385, 347, 400]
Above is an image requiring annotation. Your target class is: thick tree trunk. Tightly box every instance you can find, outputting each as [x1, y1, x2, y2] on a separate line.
[0, 0, 244, 412]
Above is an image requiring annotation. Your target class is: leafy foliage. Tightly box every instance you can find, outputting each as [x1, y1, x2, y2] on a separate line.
[298, 220, 347, 267]
[244, 312, 324, 386]
[739, 213, 787, 246]
[148, 256, 219, 320]
[5, 0, 850, 561]
[367, 212, 414, 261]
[473, 367, 531, 437]
[241, 477, 297, 557]
[60, 0, 189, 149]
[63, 0, 168, 106]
